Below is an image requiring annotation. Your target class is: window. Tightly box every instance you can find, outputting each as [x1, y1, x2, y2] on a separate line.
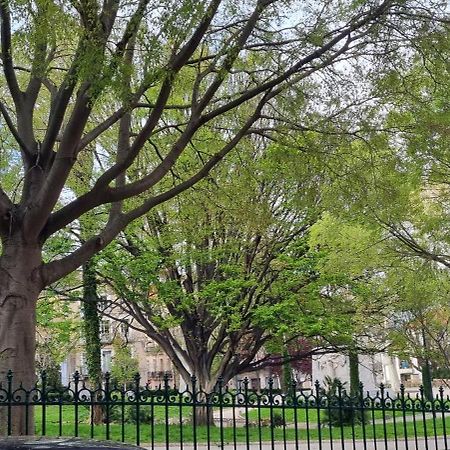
[97, 295, 108, 312]
[145, 340, 158, 352]
[102, 350, 112, 373]
[80, 353, 87, 375]
[100, 320, 110, 337]
[399, 360, 410, 369]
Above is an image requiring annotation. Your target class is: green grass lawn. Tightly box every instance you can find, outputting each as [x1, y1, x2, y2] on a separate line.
[32, 404, 450, 445]
[36, 404, 189, 424]
[245, 405, 411, 423]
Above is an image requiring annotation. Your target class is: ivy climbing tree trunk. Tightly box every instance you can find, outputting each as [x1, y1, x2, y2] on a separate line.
[349, 349, 360, 397]
[82, 259, 104, 425]
[421, 328, 433, 402]
[282, 347, 293, 395]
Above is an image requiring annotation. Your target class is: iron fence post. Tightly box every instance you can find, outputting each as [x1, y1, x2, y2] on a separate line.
[41, 370, 47, 436]
[134, 372, 141, 446]
[191, 375, 197, 450]
[359, 382, 367, 450]
[73, 371, 80, 437]
[105, 372, 111, 441]
[6, 369, 12, 436]
[440, 386, 448, 449]
[315, 380, 322, 450]
[218, 376, 224, 450]
[164, 373, 170, 450]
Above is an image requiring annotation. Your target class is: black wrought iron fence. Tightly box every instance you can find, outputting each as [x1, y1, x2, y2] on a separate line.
[1, 370, 450, 449]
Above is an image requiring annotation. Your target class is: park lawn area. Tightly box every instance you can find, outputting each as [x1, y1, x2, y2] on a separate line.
[35, 417, 450, 445]
[36, 404, 188, 425]
[34, 405, 450, 444]
[37, 404, 413, 427]
[245, 407, 402, 423]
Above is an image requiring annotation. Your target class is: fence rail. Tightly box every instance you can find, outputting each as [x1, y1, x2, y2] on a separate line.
[1, 371, 450, 449]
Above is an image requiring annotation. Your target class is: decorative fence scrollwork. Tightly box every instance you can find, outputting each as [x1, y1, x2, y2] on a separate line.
[1, 370, 450, 449]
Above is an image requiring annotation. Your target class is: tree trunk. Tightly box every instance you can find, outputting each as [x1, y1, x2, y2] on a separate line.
[421, 359, 433, 402]
[194, 405, 215, 427]
[82, 259, 104, 425]
[348, 349, 365, 424]
[282, 347, 293, 395]
[349, 350, 360, 397]
[0, 240, 42, 435]
[185, 373, 217, 426]
[421, 327, 433, 402]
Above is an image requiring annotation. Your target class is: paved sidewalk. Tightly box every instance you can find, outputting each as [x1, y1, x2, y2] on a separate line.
[143, 437, 447, 449]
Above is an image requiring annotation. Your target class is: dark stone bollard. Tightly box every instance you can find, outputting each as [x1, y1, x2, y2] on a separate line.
[0, 437, 142, 449]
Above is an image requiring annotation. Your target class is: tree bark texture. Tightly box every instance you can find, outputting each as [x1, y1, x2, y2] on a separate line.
[187, 374, 217, 426]
[0, 240, 42, 435]
[194, 405, 215, 427]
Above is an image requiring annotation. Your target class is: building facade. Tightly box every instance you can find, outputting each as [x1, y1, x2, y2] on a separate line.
[312, 352, 422, 394]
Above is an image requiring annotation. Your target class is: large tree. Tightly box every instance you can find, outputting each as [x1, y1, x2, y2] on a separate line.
[98, 144, 326, 395]
[306, 23, 450, 393]
[0, 0, 442, 434]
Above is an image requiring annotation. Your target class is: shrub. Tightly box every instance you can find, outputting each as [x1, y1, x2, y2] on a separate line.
[271, 413, 285, 427]
[127, 405, 154, 424]
[321, 377, 366, 427]
[107, 405, 154, 424]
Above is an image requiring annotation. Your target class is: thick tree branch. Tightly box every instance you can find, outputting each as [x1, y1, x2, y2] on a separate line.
[88, 0, 223, 190]
[41, 95, 263, 268]
[0, 0, 22, 106]
[106, 297, 193, 381]
[40, 213, 126, 286]
[40, 0, 392, 241]
[194, 0, 270, 113]
[24, 93, 93, 237]
[23, 17, 49, 114]
[40, 0, 119, 161]
[0, 185, 12, 217]
[24, 0, 125, 235]
[0, 102, 32, 157]
[120, 94, 269, 224]
[40, 0, 224, 238]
